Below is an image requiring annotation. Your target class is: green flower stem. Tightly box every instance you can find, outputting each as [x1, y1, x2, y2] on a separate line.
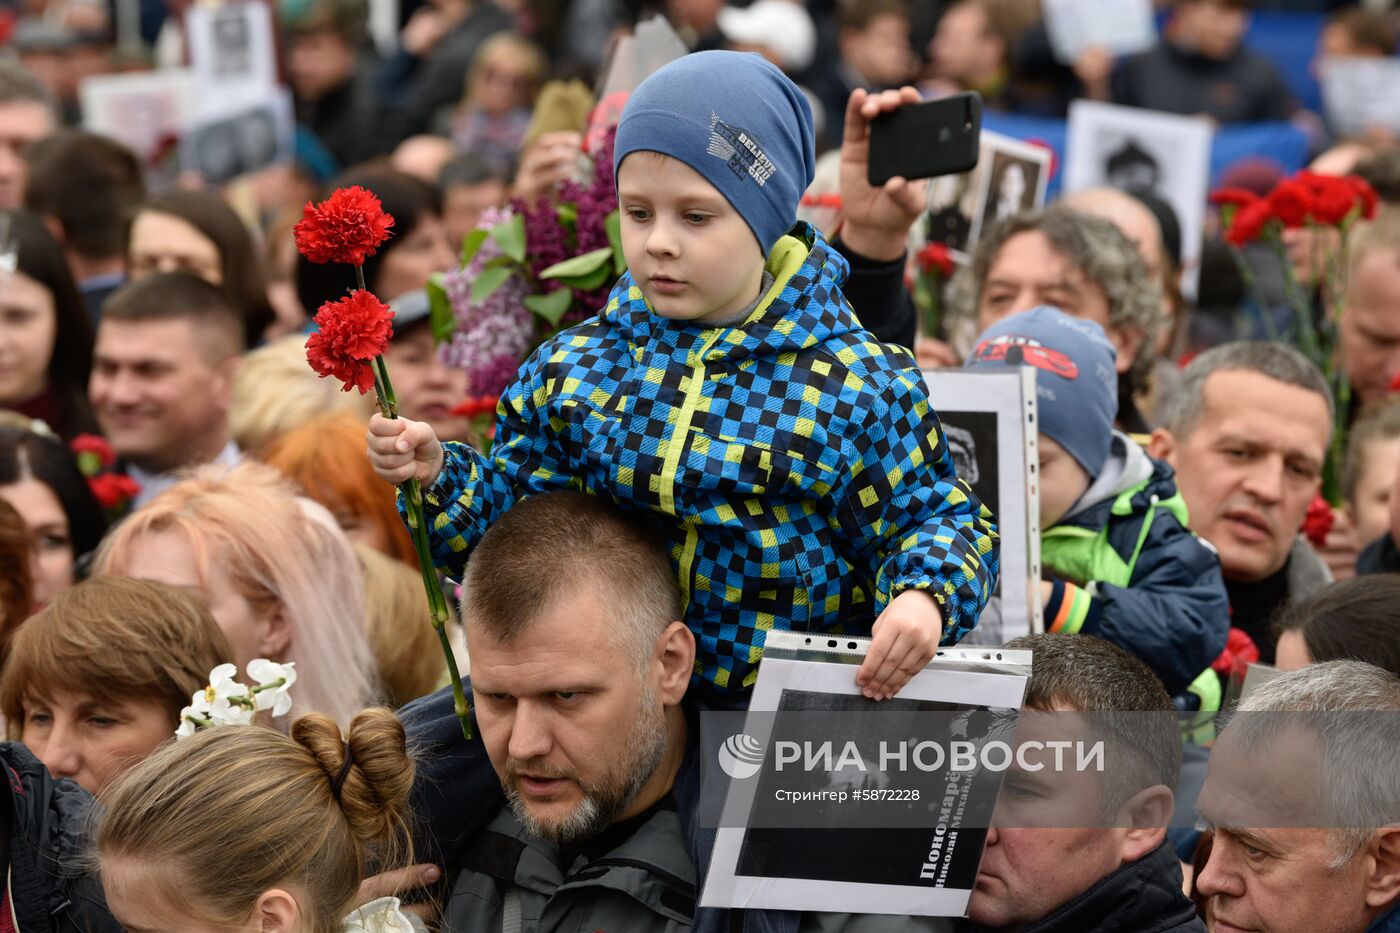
[1228, 247, 1278, 342]
[371, 352, 472, 740]
[1266, 232, 1320, 361]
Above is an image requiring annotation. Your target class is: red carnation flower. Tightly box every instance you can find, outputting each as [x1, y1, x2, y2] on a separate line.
[1311, 183, 1359, 225]
[1209, 187, 1261, 208]
[1267, 180, 1315, 229]
[294, 186, 395, 266]
[1225, 199, 1274, 247]
[1350, 176, 1380, 220]
[1301, 494, 1335, 549]
[1211, 626, 1260, 676]
[916, 242, 955, 278]
[88, 473, 141, 510]
[69, 433, 115, 472]
[306, 290, 395, 394]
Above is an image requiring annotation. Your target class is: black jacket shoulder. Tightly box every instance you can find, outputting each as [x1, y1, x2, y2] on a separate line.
[0, 742, 120, 933]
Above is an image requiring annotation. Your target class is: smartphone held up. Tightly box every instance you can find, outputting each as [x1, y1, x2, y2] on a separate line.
[867, 92, 983, 188]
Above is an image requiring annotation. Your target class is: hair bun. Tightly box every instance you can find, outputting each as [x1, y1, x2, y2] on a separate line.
[291, 709, 414, 852]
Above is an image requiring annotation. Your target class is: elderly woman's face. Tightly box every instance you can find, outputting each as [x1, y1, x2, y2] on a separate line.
[118, 529, 283, 671]
[21, 689, 174, 796]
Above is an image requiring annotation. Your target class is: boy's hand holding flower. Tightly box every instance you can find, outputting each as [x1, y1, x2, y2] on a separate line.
[367, 414, 445, 487]
[857, 588, 944, 700]
[298, 185, 472, 741]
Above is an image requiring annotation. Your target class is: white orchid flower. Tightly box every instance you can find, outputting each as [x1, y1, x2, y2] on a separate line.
[247, 659, 297, 717]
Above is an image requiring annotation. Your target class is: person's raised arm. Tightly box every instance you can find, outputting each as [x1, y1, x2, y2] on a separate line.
[836, 87, 928, 263]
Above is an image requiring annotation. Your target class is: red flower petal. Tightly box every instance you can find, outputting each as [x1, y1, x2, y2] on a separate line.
[88, 473, 141, 509]
[293, 186, 396, 266]
[916, 242, 955, 277]
[69, 433, 115, 468]
[1209, 187, 1261, 208]
[1300, 494, 1335, 549]
[1267, 180, 1315, 229]
[1225, 199, 1274, 247]
[305, 290, 395, 394]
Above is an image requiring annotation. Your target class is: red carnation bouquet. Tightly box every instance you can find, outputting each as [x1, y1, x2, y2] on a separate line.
[1211, 170, 1379, 511]
[296, 186, 472, 740]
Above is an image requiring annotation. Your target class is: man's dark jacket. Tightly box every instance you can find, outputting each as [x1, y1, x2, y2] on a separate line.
[964, 842, 1204, 933]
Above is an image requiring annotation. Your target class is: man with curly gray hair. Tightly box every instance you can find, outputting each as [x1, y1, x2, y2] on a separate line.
[944, 205, 1164, 431]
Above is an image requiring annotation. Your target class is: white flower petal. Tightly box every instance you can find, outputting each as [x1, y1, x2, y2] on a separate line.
[208, 663, 239, 686]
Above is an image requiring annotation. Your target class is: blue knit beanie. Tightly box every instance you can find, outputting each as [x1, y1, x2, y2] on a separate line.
[614, 50, 815, 253]
[965, 307, 1119, 478]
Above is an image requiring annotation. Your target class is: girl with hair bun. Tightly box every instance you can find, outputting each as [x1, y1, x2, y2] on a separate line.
[96, 709, 424, 933]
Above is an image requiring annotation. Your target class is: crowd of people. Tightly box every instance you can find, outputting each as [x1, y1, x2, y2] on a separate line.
[0, 0, 1398, 930]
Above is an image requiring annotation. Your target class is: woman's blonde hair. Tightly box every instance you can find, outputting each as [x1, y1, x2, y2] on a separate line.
[0, 576, 234, 735]
[97, 709, 414, 933]
[94, 462, 379, 724]
[264, 412, 417, 568]
[355, 543, 447, 707]
[230, 335, 374, 457]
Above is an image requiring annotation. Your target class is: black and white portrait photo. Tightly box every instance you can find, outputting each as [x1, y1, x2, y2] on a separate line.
[1065, 100, 1213, 298]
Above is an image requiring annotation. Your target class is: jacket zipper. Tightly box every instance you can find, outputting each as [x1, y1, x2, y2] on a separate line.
[659, 330, 725, 610]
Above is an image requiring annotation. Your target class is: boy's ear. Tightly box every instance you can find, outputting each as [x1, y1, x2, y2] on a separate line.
[1146, 428, 1176, 465]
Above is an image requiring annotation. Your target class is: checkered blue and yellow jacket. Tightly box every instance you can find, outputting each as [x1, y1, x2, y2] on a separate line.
[414, 222, 999, 695]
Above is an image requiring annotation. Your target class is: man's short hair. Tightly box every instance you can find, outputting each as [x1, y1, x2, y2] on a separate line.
[1355, 150, 1400, 205]
[948, 205, 1163, 388]
[1162, 340, 1333, 439]
[24, 130, 145, 261]
[462, 491, 682, 669]
[1328, 7, 1397, 57]
[101, 270, 245, 358]
[838, 0, 909, 32]
[1347, 207, 1400, 279]
[439, 152, 505, 190]
[283, 0, 369, 44]
[1006, 633, 1181, 818]
[1229, 660, 1400, 863]
[0, 58, 54, 110]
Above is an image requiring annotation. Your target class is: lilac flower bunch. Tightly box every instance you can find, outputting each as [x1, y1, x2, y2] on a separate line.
[437, 207, 536, 398]
[428, 127, 625, 402]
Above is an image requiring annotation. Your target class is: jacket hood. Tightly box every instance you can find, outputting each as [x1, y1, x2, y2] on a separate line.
[600, 221, 859, 366]
[1061, 431, 1166, 523]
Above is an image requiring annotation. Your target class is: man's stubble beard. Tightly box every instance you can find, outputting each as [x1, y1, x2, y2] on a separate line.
[504, 687, 670, 847]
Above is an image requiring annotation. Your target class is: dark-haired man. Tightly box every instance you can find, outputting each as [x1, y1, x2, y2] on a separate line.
[24, 130, 145, 323]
